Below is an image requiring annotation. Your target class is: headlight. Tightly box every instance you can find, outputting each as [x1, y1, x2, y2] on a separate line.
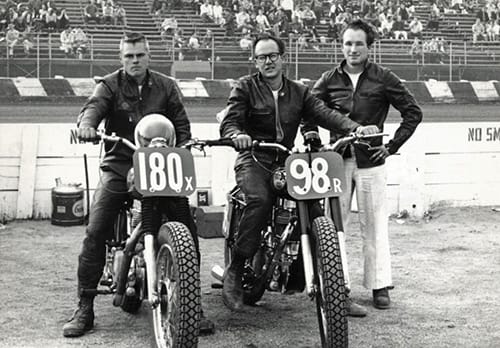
[271, 168, 287, 193]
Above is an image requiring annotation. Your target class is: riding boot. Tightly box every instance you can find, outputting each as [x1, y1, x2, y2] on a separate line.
[62, 297, 95, 337]
[199, 308, 215, 334]
[222, 253, 245, 311]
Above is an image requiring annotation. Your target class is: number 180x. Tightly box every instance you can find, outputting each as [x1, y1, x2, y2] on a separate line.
[137, 152, 183, 192]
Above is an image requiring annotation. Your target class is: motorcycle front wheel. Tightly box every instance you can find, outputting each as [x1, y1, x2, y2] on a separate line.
[311, 216, 348, 348]
[152, 221, 200, 348]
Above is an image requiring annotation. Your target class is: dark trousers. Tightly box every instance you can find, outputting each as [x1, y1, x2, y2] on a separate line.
[234, 153, 277, 258]
[77, 169, 199, 296]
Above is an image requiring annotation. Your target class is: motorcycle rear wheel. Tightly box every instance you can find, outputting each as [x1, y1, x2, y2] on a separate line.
[311, 216, 348, 348]
[152, 222, 200, 348]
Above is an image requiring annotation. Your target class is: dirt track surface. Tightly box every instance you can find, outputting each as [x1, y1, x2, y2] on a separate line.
[1, 206, 500, 348]
[1, 103, 500, 123]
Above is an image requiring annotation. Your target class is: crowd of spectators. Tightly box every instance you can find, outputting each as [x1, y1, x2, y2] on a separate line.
[83, 0, 127, 28]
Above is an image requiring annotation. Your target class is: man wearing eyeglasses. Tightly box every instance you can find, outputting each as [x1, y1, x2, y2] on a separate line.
[63, 32, 215, 337]
[219, 33, 379, 311]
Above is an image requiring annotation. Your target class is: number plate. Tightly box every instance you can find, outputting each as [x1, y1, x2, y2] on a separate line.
[133, 147, 196, 197]
[285, 152, 346, 200]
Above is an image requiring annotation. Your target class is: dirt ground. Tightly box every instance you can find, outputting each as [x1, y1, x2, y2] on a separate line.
[1, 205, 500, 348]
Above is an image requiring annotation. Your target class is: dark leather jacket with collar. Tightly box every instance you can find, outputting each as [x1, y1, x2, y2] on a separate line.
[220, 72, 360, 164]
[77, 68, 191, 177]
[312, 60, 422, 168]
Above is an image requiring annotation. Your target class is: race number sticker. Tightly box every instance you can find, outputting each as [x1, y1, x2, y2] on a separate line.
[133, 147, 196, 197]
[285, 152, 346, 200]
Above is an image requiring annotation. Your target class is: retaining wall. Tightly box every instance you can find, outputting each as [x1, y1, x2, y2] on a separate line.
[0, 78, 499, 103]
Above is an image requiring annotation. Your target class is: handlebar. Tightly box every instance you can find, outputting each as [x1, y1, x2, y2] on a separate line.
[95, 131, 138, 151]
[323, 133, 388, 152]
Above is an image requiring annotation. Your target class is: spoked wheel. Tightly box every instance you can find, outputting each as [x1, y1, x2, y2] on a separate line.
[311, 216, 348, 348]
[152, 222, 200, 348]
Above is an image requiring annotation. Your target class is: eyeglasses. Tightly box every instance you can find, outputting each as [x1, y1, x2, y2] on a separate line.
[255, 52, 281, 64]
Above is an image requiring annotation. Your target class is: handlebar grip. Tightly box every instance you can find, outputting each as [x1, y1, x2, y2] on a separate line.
[204, 138, 235, 147]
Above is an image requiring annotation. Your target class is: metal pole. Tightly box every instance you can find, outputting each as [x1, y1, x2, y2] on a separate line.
[464, 41, 467, 65]
[37, 34, 40, 79]
[90, 34, 94, 78]
[449, 42, 452, 81]
[48, 33, 52, 78]
[211, 36, 214, 80]
[295, 38, 298, 80]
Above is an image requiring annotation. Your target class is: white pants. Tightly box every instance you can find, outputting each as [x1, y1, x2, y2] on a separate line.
[341, 157, 392, 290]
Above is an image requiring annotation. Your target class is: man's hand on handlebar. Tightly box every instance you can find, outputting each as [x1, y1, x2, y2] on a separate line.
[77, 127, 98, 142]
[231, 133, 252, 150]
[355, 125, 380, 136]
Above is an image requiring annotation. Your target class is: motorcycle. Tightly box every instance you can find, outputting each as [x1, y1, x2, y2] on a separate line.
[80, 129, 232, 348]
[211, 131, 385, 348]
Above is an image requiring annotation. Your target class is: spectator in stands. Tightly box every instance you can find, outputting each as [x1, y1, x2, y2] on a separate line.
[239, 30, 253, 50]
[150, 0, 162, 14]
[409, 36, 422, 62]
[28, 0, 42, 13]
[328, 0, 345, 20]
[236, 7, 253, 32]
[272, 7, 289, 38]
[472, 17, 486, 44]
[199, 0, 214, 23]
[379, 14, 394, 38]
[281, 0, 293, 21]
[476, 6, 489, 23]
[21, 25, 34, 57]
[13, 7, 27, 32]
[161, 15, 178, 38]
[222, 8, 236, 42]
[57, 8, 71, 31]
[6, 23, 20, 57]
[396, 2, 409, 22]
[201, 28, 213, 48]
[408, 16, 423, 39]
[84, 0, 100, 26]
[72, 27, 89, 59]
[492, 19, 500, 41]
[102, 1, 114, 28]
[426, 5, 440, 32]
[188, 30, 201, 49]
[60, 26, 73, 57]
[155, 2, 168, 17]
[212, 0, 223, 24]
[255, 7, 271, 32]
[289, 14, 304, 38]
[327, 17, 339, 42]
[392, 14, 407, 40]
[299, 4, 317, 27]
[114, 3, 126, 27]
[45, 7, 57, 31]
[0, 6, 8, 32]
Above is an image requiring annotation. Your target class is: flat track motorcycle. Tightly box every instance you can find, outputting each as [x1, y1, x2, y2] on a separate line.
[81, 131, 231, 347]
[212, 131, 385, 348]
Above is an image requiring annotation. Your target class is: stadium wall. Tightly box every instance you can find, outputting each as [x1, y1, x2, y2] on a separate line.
[0, 78, 499, 103]
[1, 122, 500, 222]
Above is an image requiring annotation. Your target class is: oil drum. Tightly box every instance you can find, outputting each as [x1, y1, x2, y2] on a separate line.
[51, 185, 85, 226]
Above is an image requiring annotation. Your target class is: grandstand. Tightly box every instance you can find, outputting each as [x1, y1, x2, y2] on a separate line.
[1, 0, 499, 79]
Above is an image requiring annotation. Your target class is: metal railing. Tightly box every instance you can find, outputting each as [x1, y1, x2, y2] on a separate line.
[1, 33, 500, 80]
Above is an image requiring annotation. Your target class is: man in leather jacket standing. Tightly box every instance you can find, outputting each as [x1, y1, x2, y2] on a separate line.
[312, 19, 423, 314]
[219, 33, 380, 311]
[63, 32, 215, 337]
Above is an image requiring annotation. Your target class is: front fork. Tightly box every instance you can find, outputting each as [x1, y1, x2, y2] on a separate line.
[327, 197, 351, 292]
[296, 201, 316, 297]
[144, 233, 160, 308]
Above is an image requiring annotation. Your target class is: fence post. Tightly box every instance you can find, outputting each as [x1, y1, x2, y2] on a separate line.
[90, 34, 94, 77]
[48, 33, 52, 78]
[295, 38, 298, 80]
[211, 35, 214, 80]
[464, 41, 467, 65]
[449, 42, 452, 81]
[36, 34, 40, 79]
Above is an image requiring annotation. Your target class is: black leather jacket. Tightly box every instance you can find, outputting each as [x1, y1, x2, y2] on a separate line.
[220, 72, 360, 164]
[312, 60, 423, 168]
[77, 69, 191, 177]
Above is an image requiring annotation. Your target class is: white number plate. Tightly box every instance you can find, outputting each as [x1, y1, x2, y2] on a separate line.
[133, 147, 196, 197]
[285, 152, 346, 200]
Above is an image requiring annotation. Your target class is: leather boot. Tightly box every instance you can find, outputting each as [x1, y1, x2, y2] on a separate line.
[199, 308, 215, 335]
[346, 296, 368, 317]
[222, 256, 245, 311]
[62, 297, 95, 337]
